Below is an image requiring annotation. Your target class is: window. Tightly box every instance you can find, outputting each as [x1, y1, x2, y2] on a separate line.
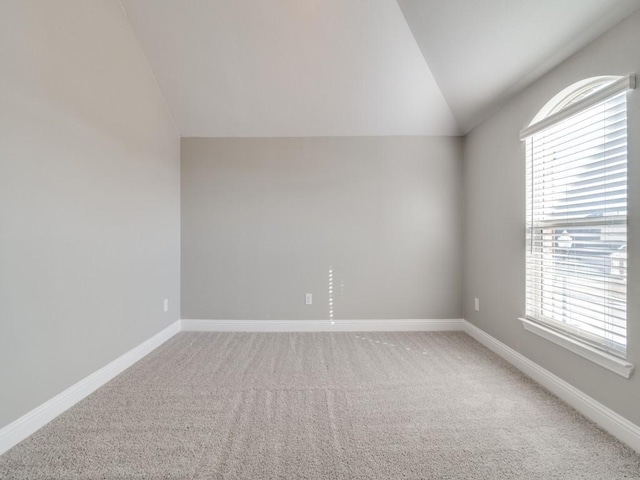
[520, 75, 635, 359]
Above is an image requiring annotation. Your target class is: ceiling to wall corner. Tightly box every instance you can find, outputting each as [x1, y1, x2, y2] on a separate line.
[121, 0, 640, 137]
[397, 0, 640, 133]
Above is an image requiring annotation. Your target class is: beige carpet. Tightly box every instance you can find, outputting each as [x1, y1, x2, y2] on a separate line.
[1, 331, 639, 479]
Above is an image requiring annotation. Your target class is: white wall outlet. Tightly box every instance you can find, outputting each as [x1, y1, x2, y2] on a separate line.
[474, 298, 480, 312]
[305, 293, 312, 305]
[163, 298, 169, 312]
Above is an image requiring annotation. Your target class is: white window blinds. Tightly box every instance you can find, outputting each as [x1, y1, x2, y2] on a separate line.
[522, 77, 633, 357]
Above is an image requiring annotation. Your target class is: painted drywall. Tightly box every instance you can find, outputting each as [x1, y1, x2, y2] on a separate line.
[0, 1, 180, 429]
[182, 137, 462, 320]
[463, 11, 640, 424]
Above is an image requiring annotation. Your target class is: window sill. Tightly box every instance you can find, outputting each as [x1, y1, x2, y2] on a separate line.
[518, 317, 634, 379]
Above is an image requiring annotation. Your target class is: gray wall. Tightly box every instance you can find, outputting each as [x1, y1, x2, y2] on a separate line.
[463, 11, 640, 424]
[0, 1, 181, 429]
[182, 136, 462, 320]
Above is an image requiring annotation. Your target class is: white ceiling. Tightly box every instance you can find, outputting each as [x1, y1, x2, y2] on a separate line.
[121, 0, 640, 137]
[397, 0, 640, 133]
[121, 0, 459, 137]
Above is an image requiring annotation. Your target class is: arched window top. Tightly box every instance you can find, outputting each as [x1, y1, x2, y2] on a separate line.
[520, 74, 634, 140]
[530, 75, 622, 125]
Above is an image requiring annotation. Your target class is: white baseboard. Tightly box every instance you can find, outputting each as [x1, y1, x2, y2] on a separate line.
[0, 320, 181, 456]
[180, 318, 465, 332]
[463, 320, 640, 453]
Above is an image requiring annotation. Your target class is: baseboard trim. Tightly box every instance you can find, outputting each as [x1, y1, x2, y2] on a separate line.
[180, 318, 465, 332]
[462, 320, 640, 453]
[0, 320, 181, 456]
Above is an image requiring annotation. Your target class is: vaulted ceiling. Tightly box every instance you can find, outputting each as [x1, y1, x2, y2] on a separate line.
[397, 0, 640, 133]
[121, 0, 640, 137]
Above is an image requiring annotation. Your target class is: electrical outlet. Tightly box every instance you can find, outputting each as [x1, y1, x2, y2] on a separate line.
[305, 293, 312, 305]
[474, 298, 480, 312]
[163, 298, 169, 312]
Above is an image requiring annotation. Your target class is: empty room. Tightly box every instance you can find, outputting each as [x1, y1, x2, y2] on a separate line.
[1, 0, 640, 478]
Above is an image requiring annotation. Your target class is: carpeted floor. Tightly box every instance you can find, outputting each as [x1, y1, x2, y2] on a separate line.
[1, 332, 639, 479]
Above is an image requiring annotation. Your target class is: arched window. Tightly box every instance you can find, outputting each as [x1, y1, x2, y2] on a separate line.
[520, 75, 635, 365]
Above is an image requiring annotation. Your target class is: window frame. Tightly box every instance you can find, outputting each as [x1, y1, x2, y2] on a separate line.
[519, 75, 635, 376]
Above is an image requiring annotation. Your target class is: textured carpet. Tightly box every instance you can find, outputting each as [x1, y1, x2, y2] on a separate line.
[1, 332, 639, 479]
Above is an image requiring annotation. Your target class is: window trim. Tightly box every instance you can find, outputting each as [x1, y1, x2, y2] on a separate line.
[519, 317, 634, 379]
[521, 75, 635, 371]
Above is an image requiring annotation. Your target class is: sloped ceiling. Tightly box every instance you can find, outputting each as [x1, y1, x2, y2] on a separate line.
[121, 0, 640, 137]
[397, 0, 640, 133]
[120, 0, 459, 137]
